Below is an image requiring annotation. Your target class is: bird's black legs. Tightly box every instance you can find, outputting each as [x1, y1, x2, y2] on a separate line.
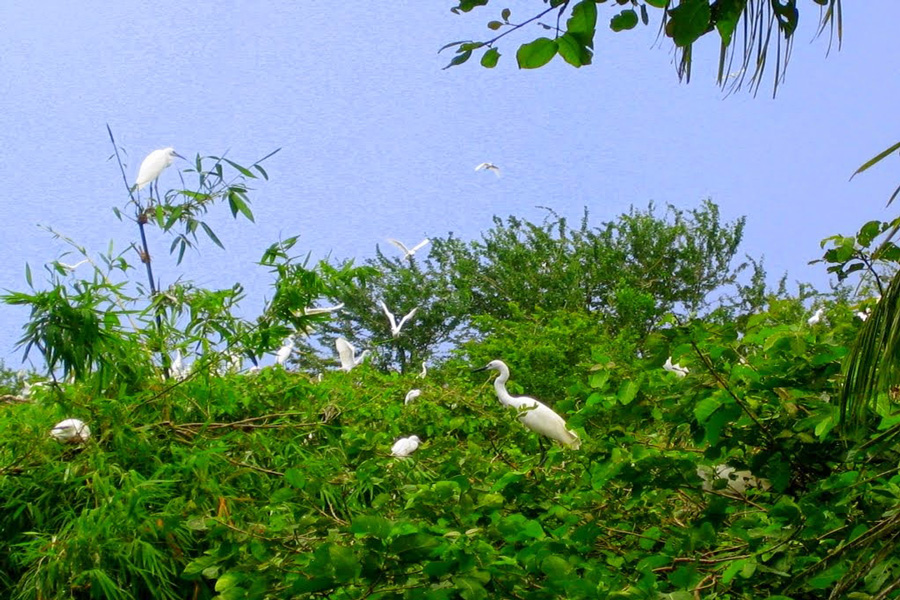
[537, 438, 547, 468]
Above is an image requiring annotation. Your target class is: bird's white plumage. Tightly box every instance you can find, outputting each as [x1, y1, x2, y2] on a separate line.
[380, 301, 418, 337]
[404, 389, 421, 405]
[275, 337, 295, 366]
[171, 349, 187, 380]
[807, 308, 824, 326]
[387, 238, 430, 260]
[293, 303, 344, 317]
[391, 435, 421, 457]
[335, 337, 370, 372]
[50, 418, 91, 443]
[418, 362, 427, 379]
[663, 356, 689, 378]
[475, 162, 501, 176]
[478, 360, 580, 449]
[135, 147, 181, 191]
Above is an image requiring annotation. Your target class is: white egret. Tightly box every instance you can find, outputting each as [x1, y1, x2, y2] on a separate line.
[663, 357, 689, 378]
[335, 337, 370, 372]
[387, 238, 430, 260]
[474, 360, 581, 452]
[404, 389, 421, 405]
[391, 435, 421, 457]
[807, 308, 825, 326]
[857, 308, 871, 322]
[418, 361, 427, 379]
[380, 301, 418, 337]
[275, 337, 295, 366]
[292, 302, 344, 317]
[134, 147, 184, 192]
[58, 259, 89, 271]
[475, 162, 501, 177]
[697, 464, 770, 496]
[170, 349, 187, 381]
[50, 418, 91, 444]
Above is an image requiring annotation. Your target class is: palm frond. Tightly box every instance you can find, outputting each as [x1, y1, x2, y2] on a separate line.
[840, 270, 900, 428]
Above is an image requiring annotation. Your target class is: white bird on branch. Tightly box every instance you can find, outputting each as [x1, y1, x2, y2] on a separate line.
[391, 435, 421, 458]
[275, 337, 295, 366]
[387, 238, 430, 260]
[807, 308, 825, 326]
[134, 147, 184, 193]
[380, 301, 418, 337]
[474, 360, 581, 461]
[663, 357, 689, 378]
[404, 389, 421, 405]
[336, 337, 370, 372]
[50, 418, 91, 444]
[475, 162, 501, 177]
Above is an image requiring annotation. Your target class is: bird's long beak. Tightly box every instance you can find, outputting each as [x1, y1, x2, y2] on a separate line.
[173, 152, 187, 160]
[471, 365, 489, 373]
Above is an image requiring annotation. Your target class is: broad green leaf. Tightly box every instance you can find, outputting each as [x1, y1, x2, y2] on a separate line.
[516, 38, 558, 69]
[557, 33, 592, 67]
[666, 0, 711, 47]
[693, 395, 722, 424]
[617, 379, 639, 405]
[481, 47, 500, 68]
[610, 9, 639, 32]
[350, 515, 393, 539]
[567, 0, 597, 44]
[542, 554, 574, 580]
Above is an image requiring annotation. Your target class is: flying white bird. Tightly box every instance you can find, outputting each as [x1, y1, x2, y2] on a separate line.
[50, 418, 91, 444]
[134, 147, 184, 192]
[275, 337, 295, 366]
[663, 357, 689, 378]
[404, 389, 421, 405]
[474, 360, 581, 450]
[418, 362, 427, 379]
[391, 435, 421, 458]
[387, 238, 430, 260]
[475, 162, 501, 177]
[57, 259, 89, 271]
[807, 308, 825, 326]
[292, 303, 345, 317]
[335, 337, 370, 372]
[380, 301, 418, 337]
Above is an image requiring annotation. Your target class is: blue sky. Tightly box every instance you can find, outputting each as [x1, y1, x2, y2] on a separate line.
[1, 2, 898, 366]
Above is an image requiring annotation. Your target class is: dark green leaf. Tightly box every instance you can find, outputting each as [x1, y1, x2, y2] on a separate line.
[443, 49, 473, 70]
[481, 47, 500, 68]
[666, 0, 711, 47]
[610, 9, 639, 32]
[557, 33, 592, 67]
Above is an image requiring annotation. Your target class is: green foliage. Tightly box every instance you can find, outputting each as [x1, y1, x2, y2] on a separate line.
[443, 0, 841, 95]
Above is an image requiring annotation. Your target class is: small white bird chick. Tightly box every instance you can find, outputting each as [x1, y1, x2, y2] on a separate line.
[391, 435, 421, 458]
[663, 357, 689, 378]
[404, 389, 421, 405]
[50, 419, 91, 444]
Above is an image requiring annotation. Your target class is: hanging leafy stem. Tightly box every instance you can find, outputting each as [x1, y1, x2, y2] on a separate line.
[442, 0, 842, 96]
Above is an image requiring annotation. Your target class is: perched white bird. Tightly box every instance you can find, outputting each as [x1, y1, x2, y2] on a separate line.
[380, 301, 418, 337]
[275, 337, 295, 366]
[663, 357, 689, 378]
[475, 162, 501, 177]
[50, 418, 91, 444]
[857, 308, 871, 322]
[170, 350, 187, 380]
[387, 238, 430, 260]
[391, 435, 421, 457]
[404, 389, 421, 405]
[697, 464, 770, 496]
[807, 308, 825, 326]
[335, 337, 370, 372]
[418, 361, 427, 379]
[292, 303, 344, 317]
[475, 360, 581, 449]
[134, 147, 183, 192]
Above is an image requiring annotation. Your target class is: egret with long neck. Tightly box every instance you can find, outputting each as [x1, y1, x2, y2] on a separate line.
[475, 360, 581, 450]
